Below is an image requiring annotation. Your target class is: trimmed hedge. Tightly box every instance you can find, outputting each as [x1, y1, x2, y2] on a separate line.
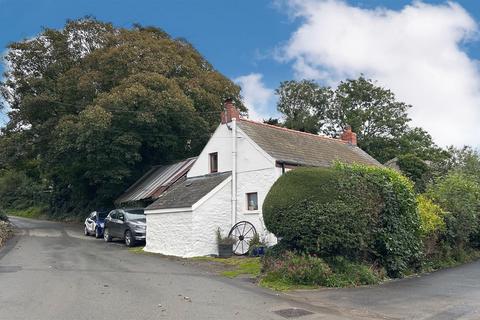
[263, 164, 421, 277]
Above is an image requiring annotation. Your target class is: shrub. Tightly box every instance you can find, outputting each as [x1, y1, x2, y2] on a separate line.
[0, 170, 47, 211]
[261, 252, 383, 289]
[417, 195, 445, 238]
[427, 172, 480, 248]
[0, 208, 8, 222]
[262, 251, 332, 286]
[263, 164, 421, 277]
[325, 256, 384, 287]
[216, 228, 236, 245]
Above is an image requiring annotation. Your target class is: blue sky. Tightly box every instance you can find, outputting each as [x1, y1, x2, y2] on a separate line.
[1, 0, 480, 147]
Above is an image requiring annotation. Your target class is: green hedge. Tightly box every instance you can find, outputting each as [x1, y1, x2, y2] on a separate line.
[427, 172, 480, 248]
[263, 164, 421, 277]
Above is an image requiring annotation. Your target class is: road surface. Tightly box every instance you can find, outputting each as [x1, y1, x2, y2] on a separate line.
[1, 217, 480, 320]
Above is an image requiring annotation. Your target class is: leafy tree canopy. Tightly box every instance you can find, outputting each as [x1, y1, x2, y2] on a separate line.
[0, 17, 243, 215]
[275, 77, 446, 163]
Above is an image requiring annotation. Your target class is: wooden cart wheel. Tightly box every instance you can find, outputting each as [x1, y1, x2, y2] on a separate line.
[228, 221, 257, 256]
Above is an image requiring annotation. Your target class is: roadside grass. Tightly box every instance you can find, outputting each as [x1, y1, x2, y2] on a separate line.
[128, 246, 147, 254]
[192, 256, 262, 278]
[7, 206, 47, 219]
[421, 249, 480, 273]
[128, 248, 262, 279]
[259, 272, 318, 291]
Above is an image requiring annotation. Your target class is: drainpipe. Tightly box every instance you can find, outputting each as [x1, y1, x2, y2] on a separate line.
[231, 117, 237, 228]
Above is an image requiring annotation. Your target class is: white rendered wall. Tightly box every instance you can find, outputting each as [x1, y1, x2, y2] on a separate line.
[187, 123, 274, 178]
[235, 168, 279, 245]
[189, 180, 232, 257]
[146, 121, 282, 257]
[144, 210, 192, 257]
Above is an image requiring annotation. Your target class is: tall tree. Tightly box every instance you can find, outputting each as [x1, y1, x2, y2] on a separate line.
[0, 18, 243, 215]
[275, 77, 444, 163]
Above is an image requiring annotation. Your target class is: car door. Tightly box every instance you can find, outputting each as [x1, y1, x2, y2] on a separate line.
[115, 210, 126, 238]
[105, 210, 117, 236]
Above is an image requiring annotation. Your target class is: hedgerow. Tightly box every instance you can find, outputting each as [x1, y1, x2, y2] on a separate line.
[427, 172, 480, 248]
[263, 163, 421, 277]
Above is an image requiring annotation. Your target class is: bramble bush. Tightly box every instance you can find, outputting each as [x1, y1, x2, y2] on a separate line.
[263, 164, 421, 277]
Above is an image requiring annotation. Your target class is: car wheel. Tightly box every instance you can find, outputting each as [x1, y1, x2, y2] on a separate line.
[95, 228, 102, 239]
[104, 228, 112, 242]
[84, 226, 89, 236]
[125, 230, 135, 247]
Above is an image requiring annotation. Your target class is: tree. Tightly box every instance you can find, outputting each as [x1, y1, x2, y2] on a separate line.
[263, 117, 282, 126]
[275, 80, 329, 133]
[431, 146, 480, 182]
[275, 77, 444, 163]
[396, 154, 430, 193]
[0, 18, 243, 216]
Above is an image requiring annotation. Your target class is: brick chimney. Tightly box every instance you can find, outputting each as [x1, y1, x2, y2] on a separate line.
[340, 125, 357, 145]
[221, 98, 240, 124]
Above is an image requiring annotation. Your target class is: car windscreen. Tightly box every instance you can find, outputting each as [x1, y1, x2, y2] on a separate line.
[125, 210, 145, 221]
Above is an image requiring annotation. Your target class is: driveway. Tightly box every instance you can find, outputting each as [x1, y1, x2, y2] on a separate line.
[1, 217, 479, 320]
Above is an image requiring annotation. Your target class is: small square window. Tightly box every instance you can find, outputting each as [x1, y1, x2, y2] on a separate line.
[209, 152, 218, 173]
[247, 192, 258, 211]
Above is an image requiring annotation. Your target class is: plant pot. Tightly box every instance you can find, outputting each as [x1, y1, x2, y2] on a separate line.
[250, 246, 266, 257]
[218, 244, 233, 258]
[257, 246, 266, 256]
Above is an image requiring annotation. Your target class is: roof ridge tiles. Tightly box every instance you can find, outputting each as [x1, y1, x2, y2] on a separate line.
[238, 118, 349, 145]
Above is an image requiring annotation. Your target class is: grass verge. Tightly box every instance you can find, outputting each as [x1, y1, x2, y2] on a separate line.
[7, 206, 47, 219]
[192, 256, 261, 278]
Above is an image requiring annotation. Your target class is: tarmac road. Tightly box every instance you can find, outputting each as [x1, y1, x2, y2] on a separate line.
[2, 216, 480, 320]
[0, 217, 349, 320]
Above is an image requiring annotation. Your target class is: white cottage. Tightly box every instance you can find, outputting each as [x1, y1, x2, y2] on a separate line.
[144, 100, 380, 257]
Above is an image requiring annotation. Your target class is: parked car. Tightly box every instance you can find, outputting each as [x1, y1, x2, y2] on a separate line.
[84, 210, 109, 238]
[103, 208, 146, 247]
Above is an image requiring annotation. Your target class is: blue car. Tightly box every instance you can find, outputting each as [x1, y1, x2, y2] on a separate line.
[84, 210, 109, 238]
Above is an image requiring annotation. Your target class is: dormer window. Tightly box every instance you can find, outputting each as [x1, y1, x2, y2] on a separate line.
[209, 152, 218, 173]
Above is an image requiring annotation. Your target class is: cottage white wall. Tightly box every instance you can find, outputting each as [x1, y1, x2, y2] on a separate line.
[144, 210, 192, 257]
[189, 180, 232, 257]
[187, 121, 281, 248]
[235, 168, 279, 245]
[188, 122, 274, 178]
[146, 121, 283, 258]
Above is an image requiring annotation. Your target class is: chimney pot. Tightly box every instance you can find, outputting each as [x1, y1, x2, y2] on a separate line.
[221, 98, 240, 124]
[340, 125, 357, 145]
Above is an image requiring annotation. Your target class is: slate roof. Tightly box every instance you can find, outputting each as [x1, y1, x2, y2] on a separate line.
[237, 119, 381, 167]
[115, 157, 197, 205]
[146, 172, 231, 211]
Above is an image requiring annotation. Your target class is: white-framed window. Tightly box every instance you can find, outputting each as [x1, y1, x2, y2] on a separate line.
[209, 152, 218, 173]
[246, 192, 258, 211]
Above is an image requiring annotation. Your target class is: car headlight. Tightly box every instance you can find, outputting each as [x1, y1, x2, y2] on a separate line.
[133, 226, 146, 233]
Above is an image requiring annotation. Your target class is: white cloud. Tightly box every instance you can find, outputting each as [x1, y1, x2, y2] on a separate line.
[234, 73, 277, 121]
[279, 0, 480, 147]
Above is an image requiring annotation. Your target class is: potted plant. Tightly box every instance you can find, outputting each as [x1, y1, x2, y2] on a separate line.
[248, 233, 267, 257]
[216, 228, 236, 258]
